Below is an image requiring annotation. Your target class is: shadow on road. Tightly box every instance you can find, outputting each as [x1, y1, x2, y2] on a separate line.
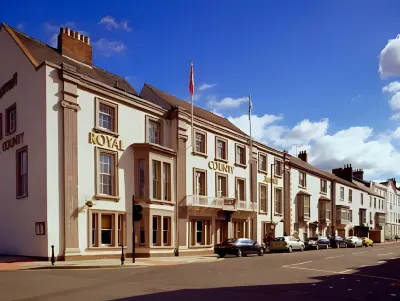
[111, 257, 400, 301]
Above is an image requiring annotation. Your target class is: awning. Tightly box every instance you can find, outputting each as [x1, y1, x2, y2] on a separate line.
[297, 190, 311, 196]
[319, 195, 331, 201]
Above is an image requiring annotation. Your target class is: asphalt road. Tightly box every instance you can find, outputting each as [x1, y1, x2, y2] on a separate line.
[1, 244, 400, 301]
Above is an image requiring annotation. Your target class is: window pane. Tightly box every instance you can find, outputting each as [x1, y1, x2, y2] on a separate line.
[196, 220, 203, 244]
[100, 153, 114, 195]
[149, 121, 160, 144]
[138, 160, 145, 198]
[101, 215, 113, 245]
[152, 216, 159, 245]
[99, 104, 114, 131]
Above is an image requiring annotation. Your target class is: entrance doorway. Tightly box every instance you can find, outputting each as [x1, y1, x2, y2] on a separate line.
[215, 220, 228, 244]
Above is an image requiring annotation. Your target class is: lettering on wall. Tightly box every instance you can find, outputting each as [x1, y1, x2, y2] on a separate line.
[208, 161, 234, 174]
[264, 176, 278, 184]
[1, 132, 24, 153]
[0, 73, 18, 100]
[89, 132, 123, 151]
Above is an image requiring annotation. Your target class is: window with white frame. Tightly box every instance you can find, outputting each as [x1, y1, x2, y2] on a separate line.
[99, 151, 116, 196]
[236, 178, 245, 201]
[163, 162, 171, 201]
[236, 145, 246, 165]
[191, 219, 211, 246]
[152, 160, 161, 199]
[162, 217, 171, 246]
[216, 138, 227, 160]
[194, 170, 206, 196]
[217, 174, 228, 198]
[297, 194, 310, 220]
[321, 179, 327, 193]
[275, 188, 283, 214]
[16, 146, 28, 198]
[138, 159, 145, 198]
[260, 184, 268, 212]
[90, 212, 127, 248]
[348, 189, 352, 203]
[152, 215, 160, 246]
[340, 187, 344, 201]
[259, 153, 267, 172]
[99, 103, 115, 131]
[148, 120, 161, 144]
[299, 172, 306, 187]
[195, 131, 206, 154]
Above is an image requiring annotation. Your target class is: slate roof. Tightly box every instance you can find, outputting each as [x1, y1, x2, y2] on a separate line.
[1, 23, 137, 95]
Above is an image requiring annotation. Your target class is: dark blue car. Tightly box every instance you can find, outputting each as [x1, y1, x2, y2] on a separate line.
[305, 236, 330, 250]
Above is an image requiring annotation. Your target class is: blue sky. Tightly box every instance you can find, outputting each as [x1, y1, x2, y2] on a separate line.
[3, 1, 400, 180]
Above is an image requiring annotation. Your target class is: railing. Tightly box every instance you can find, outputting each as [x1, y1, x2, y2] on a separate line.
[185, 195, 224, 209]
[184, 196, 256, 211]
[236, 200, 257, 211]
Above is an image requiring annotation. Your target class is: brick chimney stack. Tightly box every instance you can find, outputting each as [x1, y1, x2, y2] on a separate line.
[298, 150, 308, 163]
[332, 164, 354, 182]
[353, 169, 364, 181]
[58, 28, 92, 66]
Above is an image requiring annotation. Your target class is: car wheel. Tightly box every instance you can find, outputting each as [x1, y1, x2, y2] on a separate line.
[300, 245, 305, 252]
[288, 246, 293, 253]
[258, 249, 264, 256]
[237, 248, 242, 257]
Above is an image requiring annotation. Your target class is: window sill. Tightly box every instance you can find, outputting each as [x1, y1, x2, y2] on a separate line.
[298, 185, 307, 189]
[320, 191, 327, 195]
[192, 151, 208, 159]
[150, 245, 174, 249]
[147, 199, 175, 206]
[16, 194, 28, 199]
[275, 174, 283, 178]
[234, 163, 247, 169]
[274, 213, 283, 217]
[86, 246, 127, 251]
[93, 127, 119, 138]
[189, 245, 213, 249]
[94, 195, 121, 202]
[214, 158, 228, 163]
[258, 170, 268, 175]
[5, 129, 16, 137]
[259, 211, 268, 215]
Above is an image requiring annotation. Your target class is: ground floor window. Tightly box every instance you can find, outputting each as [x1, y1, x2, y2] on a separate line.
[190, 219, 211, 246]
[90, 211, 126, 247]
[152, 215, 172, 246]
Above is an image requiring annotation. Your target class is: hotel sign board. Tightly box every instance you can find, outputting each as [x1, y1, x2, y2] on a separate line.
[0, 73, 18, 100]
[89, 132, 123, 151]
[263, 176, 278, 184]
[208, 161, 234, 174]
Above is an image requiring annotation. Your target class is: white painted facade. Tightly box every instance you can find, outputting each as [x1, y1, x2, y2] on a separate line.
[290, 167, 332, 240]
[0, 29, 48, 257]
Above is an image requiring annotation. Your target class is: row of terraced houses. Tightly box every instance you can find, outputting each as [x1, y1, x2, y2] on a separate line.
[0, 23, 399, 260]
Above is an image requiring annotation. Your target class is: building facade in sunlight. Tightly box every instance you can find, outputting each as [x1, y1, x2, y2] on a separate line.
[0, 23, 395, 260]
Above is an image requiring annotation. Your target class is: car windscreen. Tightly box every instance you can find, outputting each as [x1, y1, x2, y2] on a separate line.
[307, 237, 318, 241]
[273, 237, 285, 241]
[222, 238, 237, 244]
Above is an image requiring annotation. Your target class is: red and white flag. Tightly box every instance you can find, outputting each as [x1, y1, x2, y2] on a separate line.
[189, 61, 194, 95]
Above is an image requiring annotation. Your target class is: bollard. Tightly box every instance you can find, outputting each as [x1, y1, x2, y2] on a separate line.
[51, 245, 55, 266]
[120, 244, 125, 265]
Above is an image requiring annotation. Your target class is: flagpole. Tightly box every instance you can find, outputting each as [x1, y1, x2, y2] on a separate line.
[190, 61, 194, 152]
[249, 94, 253, 163]
[191, 90, 194, 151]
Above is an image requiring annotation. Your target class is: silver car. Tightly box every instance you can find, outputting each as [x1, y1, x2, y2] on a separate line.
[345, 236, 363, 248]
[270, 236, 305, 253]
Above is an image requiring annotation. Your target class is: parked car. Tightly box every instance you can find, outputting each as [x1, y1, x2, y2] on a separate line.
[270, 236, 305, 253]
[305, 236, 330, 250]
[214, 238, 264, 258]
[361, 237, 374, 247]
[329, 236, 347, 248]
[345, 236, 363, 248]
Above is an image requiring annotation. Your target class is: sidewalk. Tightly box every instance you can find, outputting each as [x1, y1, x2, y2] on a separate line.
[0, 255, 221, 271]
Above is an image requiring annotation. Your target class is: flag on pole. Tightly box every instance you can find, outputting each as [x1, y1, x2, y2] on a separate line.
[189, 61, 194, 95]
[248, 94, 253, 120]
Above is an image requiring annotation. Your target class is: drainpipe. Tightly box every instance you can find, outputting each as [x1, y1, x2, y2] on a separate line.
[283, 151, 287, 235]
[270, 163, 275, 227]
[174, 108, 179, 256]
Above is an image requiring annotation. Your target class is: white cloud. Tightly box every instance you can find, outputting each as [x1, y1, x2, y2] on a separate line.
[99, 16, 132, 32]
[379, 34, 400, 78]
[382, 81, 400, 115]
[207, 96, 248, 110]
[198, 83, 217, 91]
[227, 112, 400, 179]
[382, 81, 400, 93]
[92, 39, 126, 57]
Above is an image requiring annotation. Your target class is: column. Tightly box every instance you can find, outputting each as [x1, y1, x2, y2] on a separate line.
[61, 79, 81, 256]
